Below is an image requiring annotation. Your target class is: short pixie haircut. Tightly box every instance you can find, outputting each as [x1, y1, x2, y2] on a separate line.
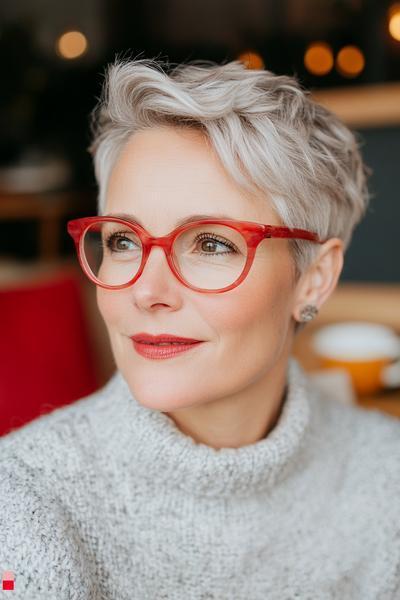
[88, 56, 371, 282]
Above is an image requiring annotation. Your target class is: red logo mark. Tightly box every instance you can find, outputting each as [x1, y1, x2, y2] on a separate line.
[2, 570, 15, 590]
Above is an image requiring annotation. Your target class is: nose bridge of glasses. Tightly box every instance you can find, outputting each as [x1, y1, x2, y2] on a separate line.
[141, 234, 175, 276]
[146, 233, 173, 250]
[142, 233, 175, 267]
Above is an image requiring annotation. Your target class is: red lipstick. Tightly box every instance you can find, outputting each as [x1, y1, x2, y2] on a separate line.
[130, 332, 204, 360]
[131, 333, 202, 344]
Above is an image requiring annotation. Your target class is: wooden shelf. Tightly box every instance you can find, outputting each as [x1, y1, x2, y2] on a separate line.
[311, 82, 400, 128]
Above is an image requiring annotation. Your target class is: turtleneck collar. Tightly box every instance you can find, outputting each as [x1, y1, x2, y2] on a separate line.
[101, 356, 314, 499]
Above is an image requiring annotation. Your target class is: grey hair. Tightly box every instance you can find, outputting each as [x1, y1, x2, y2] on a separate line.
[88, 55, 372, 283]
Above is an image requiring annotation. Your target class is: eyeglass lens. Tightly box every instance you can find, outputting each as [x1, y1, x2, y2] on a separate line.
[81, 220, 248, 290]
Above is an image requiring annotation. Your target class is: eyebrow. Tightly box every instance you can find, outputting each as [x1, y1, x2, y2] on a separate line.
[105, 212, 236, 228]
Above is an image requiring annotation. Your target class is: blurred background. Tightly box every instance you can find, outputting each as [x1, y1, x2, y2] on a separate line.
[1, 0, 399, 435]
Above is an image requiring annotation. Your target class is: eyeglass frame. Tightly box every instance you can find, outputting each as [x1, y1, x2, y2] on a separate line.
[67, 215, 328, 294]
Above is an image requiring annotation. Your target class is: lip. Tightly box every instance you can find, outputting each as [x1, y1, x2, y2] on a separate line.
[131, 339, 204, 360]
[130, 332, 203, 344]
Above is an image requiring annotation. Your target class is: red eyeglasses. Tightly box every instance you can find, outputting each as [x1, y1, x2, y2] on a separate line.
[67, 216, 327, 294]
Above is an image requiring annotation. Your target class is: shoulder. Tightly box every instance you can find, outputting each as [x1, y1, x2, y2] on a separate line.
[341, 401, 400, 495]
[308, 380, 400, 515]
[0, 371, 121, 478]
[0, 455, 100, 598]
[0, 372, 120, 520]
[0, 373, 123, 597]
[305, 391, 400, 598]
[312, 384, 400, 458]
[299, 360, 400, 468]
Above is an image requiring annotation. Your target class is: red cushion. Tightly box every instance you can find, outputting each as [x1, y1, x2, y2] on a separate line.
[0, 267, 100, 436]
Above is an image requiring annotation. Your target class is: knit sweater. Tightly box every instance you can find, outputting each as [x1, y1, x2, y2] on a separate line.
[1, 357, 399, 600]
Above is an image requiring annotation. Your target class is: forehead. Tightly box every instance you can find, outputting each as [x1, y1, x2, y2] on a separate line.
[105, 126, 279, 227]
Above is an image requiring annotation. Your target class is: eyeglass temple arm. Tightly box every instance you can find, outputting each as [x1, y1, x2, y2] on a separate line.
[264, 226, 327, 244]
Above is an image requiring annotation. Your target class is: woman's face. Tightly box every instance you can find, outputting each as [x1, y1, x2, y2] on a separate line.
[97, 125, 298, 412]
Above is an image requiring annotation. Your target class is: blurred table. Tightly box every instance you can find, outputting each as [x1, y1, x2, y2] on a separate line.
[293, 282, 400, 419]
[0, 189, 95, 259]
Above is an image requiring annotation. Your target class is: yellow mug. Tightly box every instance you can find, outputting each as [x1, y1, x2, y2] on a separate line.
[312, 322, 400, 396]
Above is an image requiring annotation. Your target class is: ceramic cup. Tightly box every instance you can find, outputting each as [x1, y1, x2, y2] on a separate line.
[311, 321, 400, 396]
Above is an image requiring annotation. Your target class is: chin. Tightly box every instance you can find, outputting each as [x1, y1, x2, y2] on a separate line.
[137, 396, 190, 413]
[123, 378, 187, 411]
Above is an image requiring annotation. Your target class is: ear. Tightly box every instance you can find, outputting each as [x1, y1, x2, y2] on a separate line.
[292, 238, 344, 323]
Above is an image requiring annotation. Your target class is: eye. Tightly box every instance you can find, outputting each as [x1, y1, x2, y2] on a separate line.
[104, 231, 139, 252]
[194, 233, 238, 255]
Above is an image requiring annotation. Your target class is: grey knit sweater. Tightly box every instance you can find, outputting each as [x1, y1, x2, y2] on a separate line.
[1, 357, 399, 600]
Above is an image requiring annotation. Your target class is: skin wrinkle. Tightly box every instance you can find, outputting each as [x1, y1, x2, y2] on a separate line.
[96, 125, 344, 449]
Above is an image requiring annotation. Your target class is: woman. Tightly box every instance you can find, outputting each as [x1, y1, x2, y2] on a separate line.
[1, 57, 399, 600]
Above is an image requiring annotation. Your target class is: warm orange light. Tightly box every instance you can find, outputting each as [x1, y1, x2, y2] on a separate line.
[336, 45, 365, 78]
[304, 42, 334, 76]
[56, 31, 88, 59]
[237, 51, 265, 70]
[388, 4, 400, 41]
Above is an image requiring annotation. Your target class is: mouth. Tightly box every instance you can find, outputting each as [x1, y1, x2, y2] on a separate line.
[130, 333, 203, 344]
[131, 338, 204, 360]
[134, 341, 199, 346]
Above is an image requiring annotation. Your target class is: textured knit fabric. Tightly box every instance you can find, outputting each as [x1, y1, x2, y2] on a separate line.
[1, 356, 399, 600]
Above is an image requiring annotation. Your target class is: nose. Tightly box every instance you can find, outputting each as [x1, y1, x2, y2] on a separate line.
[129, 243, 184, 310]
[135, 244, 176, 288]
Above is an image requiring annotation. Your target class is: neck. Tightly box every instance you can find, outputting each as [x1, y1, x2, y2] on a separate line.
[101, 356, 313, 498]
[164, 353, 290, 449]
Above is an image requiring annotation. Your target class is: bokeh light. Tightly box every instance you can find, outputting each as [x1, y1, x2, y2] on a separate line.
[336, 45, 365, 78]
[56, 31, 88, 60]
[388, 4, 400, 41]
[237, 51, 265, 70]
[304, 42, 334, 76]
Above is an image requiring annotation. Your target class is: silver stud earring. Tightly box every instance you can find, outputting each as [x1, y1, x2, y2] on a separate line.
[299, 304, 319, 322]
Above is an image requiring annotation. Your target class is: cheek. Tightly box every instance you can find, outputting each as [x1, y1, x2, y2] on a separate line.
[96, 289, 131, 364]
[197, 275, 293, 392]
[96, 288, 124, 329]
[211, 273, 293, 340]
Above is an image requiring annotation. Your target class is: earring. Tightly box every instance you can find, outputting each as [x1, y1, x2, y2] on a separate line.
[299, 304, 319, 322]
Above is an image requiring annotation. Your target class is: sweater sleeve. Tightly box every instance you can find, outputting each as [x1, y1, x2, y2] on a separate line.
[0, 457, 100, 600]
